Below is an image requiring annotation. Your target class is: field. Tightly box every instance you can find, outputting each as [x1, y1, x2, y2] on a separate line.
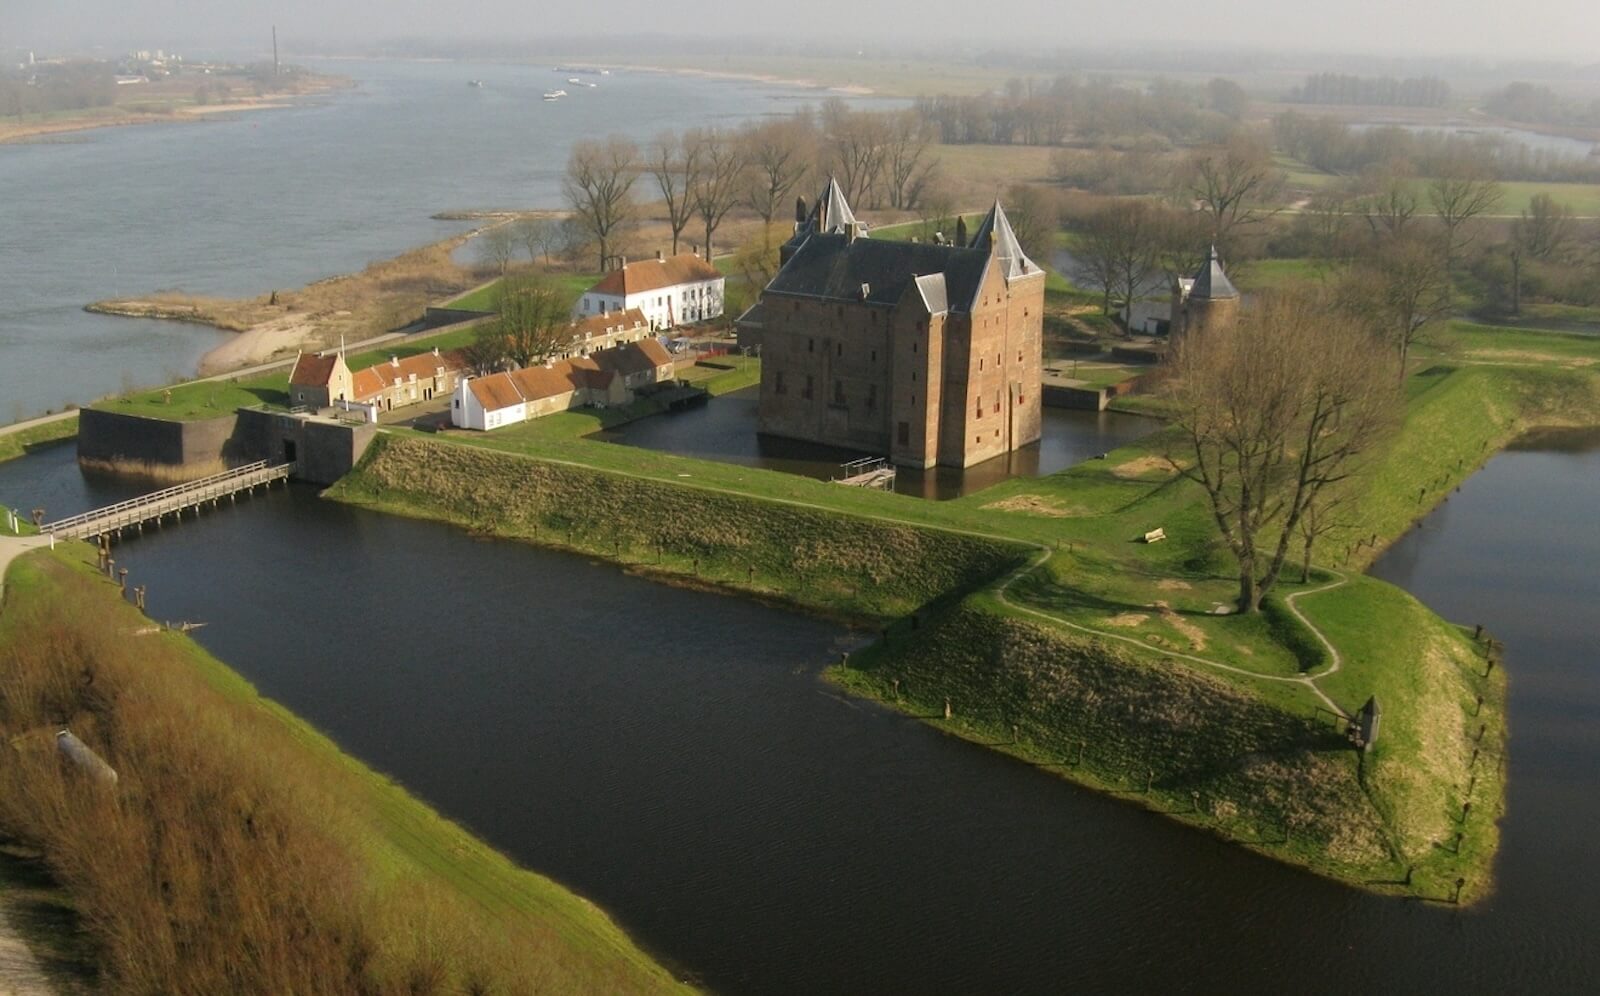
[0, 543, 684, 992]
[0, 415, 79, 465]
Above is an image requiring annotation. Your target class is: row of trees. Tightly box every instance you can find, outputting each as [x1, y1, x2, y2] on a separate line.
[0, 62, 115, 117]
[558, 104, 940, 272]
[1484, 81, 1600, 129]
[1274, 111, 1600, 184]
[1286, 73, 1451, 108]
[913, 75, 1245, 148]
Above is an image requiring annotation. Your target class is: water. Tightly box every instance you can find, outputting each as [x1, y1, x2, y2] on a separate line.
[0, 60, 839, 422]
[3, 433, 1598, 992]
[592, 386, 1159, 499]
[1348, 121, 1597, 160]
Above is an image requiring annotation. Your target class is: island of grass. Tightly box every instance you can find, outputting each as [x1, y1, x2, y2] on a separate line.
[327, 323, 1600, 904]
[0, 542, 685, 992]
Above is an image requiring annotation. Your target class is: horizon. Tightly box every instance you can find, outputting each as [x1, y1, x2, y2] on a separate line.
[8, 0, 1600, 67]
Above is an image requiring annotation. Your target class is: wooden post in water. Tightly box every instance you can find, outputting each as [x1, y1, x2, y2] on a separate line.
[1453, 878, 1466, 904]
[943, 698, 952, 721]
[118, 568, 128, 596]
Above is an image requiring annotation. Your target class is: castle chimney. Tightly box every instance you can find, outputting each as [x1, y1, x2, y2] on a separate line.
[656, 249, 663, 261]
[390, 355, 399, 367]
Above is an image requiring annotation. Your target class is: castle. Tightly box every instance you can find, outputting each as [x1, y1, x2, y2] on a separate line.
[742, 180, 1045, 470]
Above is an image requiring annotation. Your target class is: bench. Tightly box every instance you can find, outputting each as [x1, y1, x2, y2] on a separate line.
[1143, 528, 1167, 544]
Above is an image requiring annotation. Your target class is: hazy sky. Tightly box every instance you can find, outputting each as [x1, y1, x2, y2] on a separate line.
[10, 0, 1600, 62]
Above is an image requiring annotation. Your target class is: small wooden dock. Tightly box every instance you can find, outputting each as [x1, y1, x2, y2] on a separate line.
[43, 461, 293, 541]
[833, 457, 897, 491]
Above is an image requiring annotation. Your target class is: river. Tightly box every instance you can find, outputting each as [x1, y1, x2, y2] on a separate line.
[2, 433, 1597, 993]
[0, 60, 864, 422]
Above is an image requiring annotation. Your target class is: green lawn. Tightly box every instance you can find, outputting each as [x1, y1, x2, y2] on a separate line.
[444, 272, 601, 313]
[0, 415, 78, 464]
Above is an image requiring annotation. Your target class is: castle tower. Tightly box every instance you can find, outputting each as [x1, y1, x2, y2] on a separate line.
[1174, 246, 1239, 341]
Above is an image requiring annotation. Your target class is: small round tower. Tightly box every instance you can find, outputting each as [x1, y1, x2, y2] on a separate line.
[1176, 246, 1239, 341]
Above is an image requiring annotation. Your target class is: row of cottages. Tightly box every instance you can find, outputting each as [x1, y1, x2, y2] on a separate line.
[740, 178, 1045, 470]
[557, 307, 653, 359]
[451, 338, 675, 431]
[575, 252, 725, 331]
[288, 346, 467, 412]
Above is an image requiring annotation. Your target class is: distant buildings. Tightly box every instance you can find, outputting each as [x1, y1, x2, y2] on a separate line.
[451, 338, 675, 431]
[744, 180, 1046, 470]
[576, 253, 725, 331]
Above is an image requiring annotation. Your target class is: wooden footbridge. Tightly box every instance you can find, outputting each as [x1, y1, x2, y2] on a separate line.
[42, 461, 293, 541]
[833, 457, 897, 491]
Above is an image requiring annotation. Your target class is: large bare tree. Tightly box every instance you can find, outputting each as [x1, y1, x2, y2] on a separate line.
[1426, 156, 1503, 268]
[1073, 200, 1161, 324]
[482, 275, 576, 369]
[1166, 291, 1401, 613]
[741, 117, 813, 226]
[1182, 132, 1282, 248]
[563, 136, 640, 273]
[883, 111, 938, 211]
[646, 131, 701, 256]
[687, 127, 746, 260]
[824, 104, 889, 208]
[1342, 235, 1452, 382]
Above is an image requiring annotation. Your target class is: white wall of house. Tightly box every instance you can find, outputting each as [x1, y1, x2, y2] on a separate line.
[577, 277, 725, 331]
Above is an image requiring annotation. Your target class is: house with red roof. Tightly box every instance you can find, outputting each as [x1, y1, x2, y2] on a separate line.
[450, 339, 674, 431]
[576, 252, 724, 332]
[287, 344, 468, 416]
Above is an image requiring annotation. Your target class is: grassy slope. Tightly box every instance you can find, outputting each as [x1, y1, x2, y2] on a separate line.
[324, 322, 1600, 898]
[0, 545, 685, 992]
[0, 416, 79, 465]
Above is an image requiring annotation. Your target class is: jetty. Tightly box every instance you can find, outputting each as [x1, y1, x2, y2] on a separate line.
[833, 456, 897, 491]
[41, 460, 293, 540]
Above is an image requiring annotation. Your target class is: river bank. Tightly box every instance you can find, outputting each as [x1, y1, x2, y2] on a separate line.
[0, 540, 685, 992]
[0, 74, 349, 146]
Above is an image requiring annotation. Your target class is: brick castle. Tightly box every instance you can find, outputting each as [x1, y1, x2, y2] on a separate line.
[741, 180, 1045, 469]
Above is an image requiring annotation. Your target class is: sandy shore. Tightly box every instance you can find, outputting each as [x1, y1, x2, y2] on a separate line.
[198, 314, 321, 375]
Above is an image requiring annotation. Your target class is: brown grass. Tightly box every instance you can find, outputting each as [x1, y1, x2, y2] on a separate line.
[75, 456, 227, 485]
[1110, 455, 1179, 479]
[981, 494, 1079, 517]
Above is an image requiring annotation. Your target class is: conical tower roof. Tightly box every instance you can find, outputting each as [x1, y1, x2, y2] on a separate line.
[810, 176, 859, 234]
[1190, 246, 1238, 300]
[968, 201, 1038, 281]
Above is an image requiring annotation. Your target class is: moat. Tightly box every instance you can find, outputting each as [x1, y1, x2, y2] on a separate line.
[3, 432, 1597, 992]
[591, 385, 1158, 499]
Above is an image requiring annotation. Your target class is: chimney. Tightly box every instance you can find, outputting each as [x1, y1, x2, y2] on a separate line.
[656, 249, 663, 261]
[619, 256, 627, 269]
[390, 356, 399, 367]
[859, 282, 871, 300]
[432, 346, 440, 357]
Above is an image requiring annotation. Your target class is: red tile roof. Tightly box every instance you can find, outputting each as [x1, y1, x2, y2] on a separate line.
[289, 352, 339, 387]
[571, 307, 648, 339]
[587, 254, 722, 298]
[594, 339, 672, 378]
[350, 349, 467, 402]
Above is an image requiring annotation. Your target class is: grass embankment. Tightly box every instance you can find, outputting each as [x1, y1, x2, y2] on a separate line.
[0, 544, 684, 993]
[328, 433, 1026, 623]
[0, 415, 78, 465]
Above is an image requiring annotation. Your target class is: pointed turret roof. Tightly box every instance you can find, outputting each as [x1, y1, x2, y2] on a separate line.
[968, 201, 1038, 281]
[811, 176, 859, 234]
[1190, 246, 1238, 300]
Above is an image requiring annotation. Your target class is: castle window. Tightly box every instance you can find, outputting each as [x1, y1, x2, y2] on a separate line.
[912, 341, 918, 353]
[808, 338, 814, 353]
[803, 375, 813, 401]
[898, 421, 910, 446]
[871, 350, 877, 363]
[979, 358, 983, 371]
[867, 384, 877, 411]
[775, 371, 786, 395]
[1017, 391, 1025, 404]
[833, 380, 845, 405]
[837, 343, 843, 357]
[1018, 351, 1023, 363]
[911, 372, 917, 382]
[975, 402, 982, 419]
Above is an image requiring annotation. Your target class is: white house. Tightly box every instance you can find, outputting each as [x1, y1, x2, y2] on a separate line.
[575, 253, 725, 331]
[451, 339, 675, 431]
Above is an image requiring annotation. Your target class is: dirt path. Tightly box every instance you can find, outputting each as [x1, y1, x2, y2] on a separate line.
[0, 536, 59, 996]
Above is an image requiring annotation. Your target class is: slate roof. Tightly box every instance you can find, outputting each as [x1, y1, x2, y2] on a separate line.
[288, 352, 340, 387]
[765, 234, 992, 313]
[1190, 246, 1238, 300]
[967, 201, 1039, 281]
[587, 254, 722, 297]
[912, 273, 949, 315]
[782, 177, 865, 258]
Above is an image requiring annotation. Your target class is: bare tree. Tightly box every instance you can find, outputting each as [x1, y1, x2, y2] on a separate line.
[1362, 175, 1419, 241]
[915, 180, 958, 243]
[1165, 291, 1401, 613]
[646, 131, 701, 256]
[826, 107, 889, 208]
[883, 111, 938, 211]
[687, 127, 746, 260]
[1183, 132, 1282, 248]
[483, 275, 576, 368]
[1002, 183, 1058, 269]
[564, 136, 640, 272]
[1074, 200, 1161, 324]
[1513, 192, 1574, 261]
[742, 117, 813, 226]
[1342, 235, 1452, 382]
[475, 224, 516, 275]
[1427, 156, 1503, 268]
[511, 216, 559, 265]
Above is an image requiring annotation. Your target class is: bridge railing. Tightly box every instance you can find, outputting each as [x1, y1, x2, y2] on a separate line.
[42, 461, 288, 534]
